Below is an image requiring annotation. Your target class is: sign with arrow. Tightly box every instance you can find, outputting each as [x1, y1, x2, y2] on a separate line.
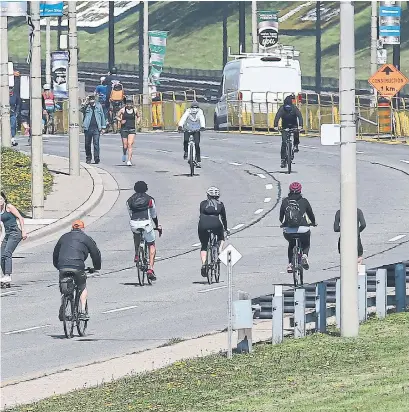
[368, 63, 408, 98]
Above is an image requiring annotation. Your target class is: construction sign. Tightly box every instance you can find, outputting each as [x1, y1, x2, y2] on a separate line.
[368, 64, 408, 98]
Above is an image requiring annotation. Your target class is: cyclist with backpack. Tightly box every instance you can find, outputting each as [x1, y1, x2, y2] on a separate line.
[279, 182, 316, 273]
[95, 76, 108, 125]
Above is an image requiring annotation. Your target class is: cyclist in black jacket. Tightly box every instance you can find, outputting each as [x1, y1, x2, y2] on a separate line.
[273, 94, 304, 169]
[53, 220, 101, 320]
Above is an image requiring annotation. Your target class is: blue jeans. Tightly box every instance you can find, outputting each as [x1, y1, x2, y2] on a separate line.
[10, 114, 17, 138]
[84, 128, 100, 161]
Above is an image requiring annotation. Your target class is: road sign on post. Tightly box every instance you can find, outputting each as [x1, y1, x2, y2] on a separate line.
[368, 63, 408, 98]
[219, 244, 242, 359]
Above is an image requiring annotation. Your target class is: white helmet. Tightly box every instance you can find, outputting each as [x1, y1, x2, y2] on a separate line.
[207, 186, 220, 198]
[100, 76, 106, 82]
[43, 83, 51, 90]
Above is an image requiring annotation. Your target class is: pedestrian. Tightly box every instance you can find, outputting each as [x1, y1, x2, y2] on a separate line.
[95, 76, 108, 126]
[80, 95, 106, 164]
[20, 98, 31, 137]
[0, 192, 28, 287]
[9, 86, 21, 147]
[117, 98, 140, 166]
[334, 208, 366, 264]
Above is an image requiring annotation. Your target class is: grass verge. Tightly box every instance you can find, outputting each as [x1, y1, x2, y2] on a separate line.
[8, 313, 409, 412]
[1, 148, 53, 214]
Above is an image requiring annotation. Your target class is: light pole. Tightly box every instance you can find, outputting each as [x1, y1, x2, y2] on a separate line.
[251, 0, 258, 53]
[143, 0, 149, 105]
[45, 17, 51, 85]
[370, 1, 378, 105]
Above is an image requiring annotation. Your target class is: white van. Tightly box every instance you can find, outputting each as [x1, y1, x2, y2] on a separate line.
[214, 46, 302, 130]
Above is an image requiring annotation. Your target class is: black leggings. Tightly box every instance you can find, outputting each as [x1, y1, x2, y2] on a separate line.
[338, 236, 363, 257]
[281, 130, 300, 160]
[198, 226, 224, 251]
[184, 131, 201, 162]
[284, 231, 311, 263]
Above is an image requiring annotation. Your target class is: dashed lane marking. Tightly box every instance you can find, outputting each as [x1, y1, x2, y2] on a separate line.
[254, 209, 264, 215]
[192, 243, 201, 247]
[265, 184, 273, 190]
[198, 285, 230, 293]
[264, 197, 271, 203]
[257, 173, 266, 179]
[4, 325, 51, 335]
[229, 162, 242, 166]
[388, 234, 406, 242]
[400, 160, 409, 164]
[232, 223, 245, 230]
[102, 305, 139, 314]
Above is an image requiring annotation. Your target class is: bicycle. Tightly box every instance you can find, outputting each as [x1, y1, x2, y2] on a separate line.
[290, 234, 304, 288]
[59, 267, 95, 339]
[204, 230, 221, 285]
[43, 110, 55, 135]
[135, 227, 162, 286]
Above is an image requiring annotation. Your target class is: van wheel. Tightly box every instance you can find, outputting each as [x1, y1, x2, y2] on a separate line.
[214, 115, 219, 131]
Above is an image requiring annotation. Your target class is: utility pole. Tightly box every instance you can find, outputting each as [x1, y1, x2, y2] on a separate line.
[0, 13, 11, 148]
[57, 16, 62, 50]
[138, 1, 144, 94]
[46, 17, 51, 85]
[239, 1, 246, 53]
[315, 1, 322, 93]
[370, 1, 378, 105]
[143, 0, 149, 105]
[30, 1, 44, 218]
[68, 1, 80, 176]
[251, 0, 258, 53]
[392, 1, 401, 106]
[108, 1, 115, 69]
[339, 1, 359, 338]
[222, 7, 228, 67]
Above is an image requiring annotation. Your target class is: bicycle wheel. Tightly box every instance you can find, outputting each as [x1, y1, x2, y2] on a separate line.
[211, 242, 220, 283]
[189, 144, 195, 177]
[205, 241, 212, 284]
[76, 299, 88, 337]
[287, 140, 292, 174]
[137, 245, 145, 286]
[292, 246, 300, 287]
[145, 244, 153, 286]
[62, 294, 75, 338]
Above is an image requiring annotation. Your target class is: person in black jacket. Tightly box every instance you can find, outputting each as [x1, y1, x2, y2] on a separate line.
[198, 186, 229, 277]
[279, 182, 316, 273]
[53, 220, 101, 320]
[273, 94, 304, 169]
[334, 208, 366, 264]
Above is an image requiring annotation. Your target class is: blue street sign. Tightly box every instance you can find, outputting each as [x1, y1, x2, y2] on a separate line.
[379, 6, 401, 17]
[379, 26, 401, 35]
[40, 1, 63, 17]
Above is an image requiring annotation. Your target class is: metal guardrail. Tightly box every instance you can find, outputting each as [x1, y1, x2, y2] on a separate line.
[252, 261, 409, 343]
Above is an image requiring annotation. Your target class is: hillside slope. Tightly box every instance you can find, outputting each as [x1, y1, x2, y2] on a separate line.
[7, 1, 409, 80]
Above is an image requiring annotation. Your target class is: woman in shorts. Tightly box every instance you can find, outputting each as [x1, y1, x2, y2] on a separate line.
[117, 98, 139, 166]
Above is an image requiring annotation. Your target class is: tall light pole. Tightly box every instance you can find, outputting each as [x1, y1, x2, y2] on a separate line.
[30, 1, 44, 218]
[222, 7, 228, 67]
[339, 1, 359, 338]
[370, 1, 378, 105]
[46, 17, 51, 85]
[68, 1, 80, 176]
[239, 1, 246, 53]
[108, 1, 115, 69]
[315, 2, 322, 93]
[0, 14, 12, 148]
[138, 1, 144, 94]
[143, 0, 149, 105]
[251, 0, 258, 53]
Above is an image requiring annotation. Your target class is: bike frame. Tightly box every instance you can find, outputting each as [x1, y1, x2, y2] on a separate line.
[187, 134, 196, 162]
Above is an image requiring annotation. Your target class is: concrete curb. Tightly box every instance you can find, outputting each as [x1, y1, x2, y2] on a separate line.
[23, 155, 104, 244]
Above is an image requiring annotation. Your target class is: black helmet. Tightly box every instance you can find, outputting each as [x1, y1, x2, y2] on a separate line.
[110, 66, 117, 74]
[191, 100, 199, 108]
[134, 181, 148, 193]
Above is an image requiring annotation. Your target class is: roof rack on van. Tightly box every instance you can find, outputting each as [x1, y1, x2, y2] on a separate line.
[228, 45, 300, 60]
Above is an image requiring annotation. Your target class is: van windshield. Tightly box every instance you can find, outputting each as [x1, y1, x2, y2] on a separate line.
[240, 66, 301, 93]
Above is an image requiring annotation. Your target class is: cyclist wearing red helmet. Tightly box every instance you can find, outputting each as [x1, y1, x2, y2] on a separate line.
[279, 182, 316, 273]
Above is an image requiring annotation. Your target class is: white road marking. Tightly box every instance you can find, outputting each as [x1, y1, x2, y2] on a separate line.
[24, 218, 57, 225]
[4, 325, 51, 335]
[102, 305, 139, 314]
[0, 291, 16, 297]
[299, 145, 317, 149]
[198, 285, 230, 293]
[400, 160, 409, 164]
[156, 149, 171, 153]
[192, 242, 201, 247]
[388, 234, 406, 242]
[257, 173, 266, 179]
[201, 155, 209, 159]
[232, 223, 245, 230]
[264, 197, 271, 203]
[356, 151, 364, 154]
[229, 162, 242, 166]
[254, 209, 264, 215]
[265, 184, 273, 190]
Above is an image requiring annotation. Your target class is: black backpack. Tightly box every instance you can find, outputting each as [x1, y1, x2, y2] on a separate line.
[285, 199, 303, 227]
[128, 193, 150, 212]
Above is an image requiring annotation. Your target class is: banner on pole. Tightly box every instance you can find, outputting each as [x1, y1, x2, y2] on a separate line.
[379, 2, 401, 45]
[40, 1, 64, 17]
[51, 51, 68, 99]
[257, 10, 279, 50]
[0, 1, 27, 17]
[148, 31, 168, 86]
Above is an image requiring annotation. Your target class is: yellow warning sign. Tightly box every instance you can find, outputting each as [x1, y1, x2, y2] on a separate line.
[368, 64, 409, 98]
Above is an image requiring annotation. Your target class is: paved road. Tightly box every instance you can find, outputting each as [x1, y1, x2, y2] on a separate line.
[2, 132, 409, 383]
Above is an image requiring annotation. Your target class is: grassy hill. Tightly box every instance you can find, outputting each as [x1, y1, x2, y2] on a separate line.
[7, 1, 409, 80]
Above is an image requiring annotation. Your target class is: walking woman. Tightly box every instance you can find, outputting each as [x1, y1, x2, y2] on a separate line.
[117, 98, 139, 166]
[0, 192, 27, 287]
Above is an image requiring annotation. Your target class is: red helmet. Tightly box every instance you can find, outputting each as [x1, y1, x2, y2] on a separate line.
[289, 182, 302, 193]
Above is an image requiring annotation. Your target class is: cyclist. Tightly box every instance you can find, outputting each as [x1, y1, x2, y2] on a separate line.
[127, 181, 162, 281]
[279, 182, 316, 273]
[42, 84, 56, 133]
[117, 98, 140, 166]
[273, 94, 304, 169]
[178, 101, 205, 168]
[198, 187, 229, 277]
[53, 220, 101, 321]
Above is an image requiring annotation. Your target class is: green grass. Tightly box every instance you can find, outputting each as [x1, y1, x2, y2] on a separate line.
[1, 148, 53, 213]
[7, 2, 409, 80]
[8, 313, 409, 412]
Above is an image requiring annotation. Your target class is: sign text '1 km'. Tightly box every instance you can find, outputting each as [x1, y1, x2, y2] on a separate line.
[368, 64, 409, 98]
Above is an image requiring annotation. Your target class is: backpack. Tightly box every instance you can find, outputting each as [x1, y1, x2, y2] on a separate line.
[110, 82, 124, 102]
[128, 193, 151, 212]
[284, 199, 303, 228]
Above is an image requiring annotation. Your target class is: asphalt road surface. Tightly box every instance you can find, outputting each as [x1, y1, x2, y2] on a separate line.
[2, 131, 409, 383]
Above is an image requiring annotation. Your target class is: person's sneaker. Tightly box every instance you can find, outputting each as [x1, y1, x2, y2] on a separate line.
[147, 269, 156, 281]
[280, 160, 286, 168]
[86, 159, 91, 164]
[126, 160, 132, 166]
[94, 159, 100, 164]
[78, 312, 90, 321]
[294, 145, 299, 153]
[301, 254, 310, 270]
[287, 264, 293, 273]
[183, 152, 188, 160]
[134, 255, 139, 263]
[196, 162, 202, 168]
[58, 303, 64, 321]
[122, 154, 126, 162]
[201, 265, 207, 277]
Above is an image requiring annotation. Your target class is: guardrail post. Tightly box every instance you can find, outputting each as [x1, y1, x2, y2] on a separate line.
[336, 278, 341, 328]
[236, 291, 253, 353]
[272, 285, 283, 344]
[294, 287, 306, 338]
[376, 268, 387, 318]
[395, 263, 407, 312]
[358, 265, 367, 322]
[315, 282, 327, 333]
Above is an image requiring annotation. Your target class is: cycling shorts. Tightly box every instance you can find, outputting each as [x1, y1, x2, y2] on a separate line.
[130, 220, 155, 244]
[59, 268, 86, 295]
[198, 225, 224, 252]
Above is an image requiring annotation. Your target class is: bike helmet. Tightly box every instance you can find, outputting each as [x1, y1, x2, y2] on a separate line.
[72, 219, 85, 229]
[110, 66, 117, 74]
[100, 76, 106, 83]
[134, 181, 148, 193]
[289, 182, 302, 194]
[191, 100, 199, 108]
[43, 83, 51, 90]
[207, 186, 220, 198]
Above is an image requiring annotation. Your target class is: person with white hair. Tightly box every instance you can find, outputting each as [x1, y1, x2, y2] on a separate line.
[95, 76, 108, 125]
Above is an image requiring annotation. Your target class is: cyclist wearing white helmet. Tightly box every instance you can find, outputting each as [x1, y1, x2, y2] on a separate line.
[198, 187, 229, 277]
[42, 84, 56, 134]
